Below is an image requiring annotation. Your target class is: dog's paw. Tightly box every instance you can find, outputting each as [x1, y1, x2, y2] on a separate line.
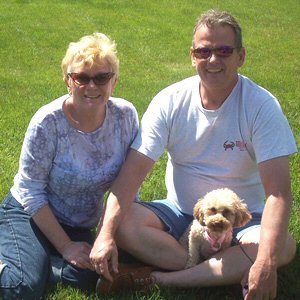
[184, 256, 198, 269]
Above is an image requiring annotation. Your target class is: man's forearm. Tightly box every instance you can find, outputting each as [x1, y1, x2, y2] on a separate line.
[99, 149, 155, 238]
[256, 193, 292, 265]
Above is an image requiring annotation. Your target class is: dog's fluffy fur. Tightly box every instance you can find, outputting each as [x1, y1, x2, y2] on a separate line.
[179, 188, 252, 268]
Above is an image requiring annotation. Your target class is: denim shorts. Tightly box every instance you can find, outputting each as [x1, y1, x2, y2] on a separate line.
[138, 199, 261, 243]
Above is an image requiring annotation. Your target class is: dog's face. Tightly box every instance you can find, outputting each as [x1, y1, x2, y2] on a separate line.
[193, 188, 252, 234]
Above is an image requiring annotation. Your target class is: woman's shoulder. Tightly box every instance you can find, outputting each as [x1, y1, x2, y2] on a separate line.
[108, 96, 135, 108]
[106, 97, 139, 129]
[107, 97, 138, 115]
[29, 95, 68, 127]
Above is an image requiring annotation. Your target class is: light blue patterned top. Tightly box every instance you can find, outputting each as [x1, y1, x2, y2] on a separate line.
[11, 94, 139, 228]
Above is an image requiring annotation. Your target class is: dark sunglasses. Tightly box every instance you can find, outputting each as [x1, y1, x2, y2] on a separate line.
[192, 46, 237, 59]
[68, 72, 115, 86]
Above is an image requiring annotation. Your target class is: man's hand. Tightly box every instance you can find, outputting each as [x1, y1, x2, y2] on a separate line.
[60, 241, 94, 270]
[242, 259, 277, 300]
[90, 233, 119, 282]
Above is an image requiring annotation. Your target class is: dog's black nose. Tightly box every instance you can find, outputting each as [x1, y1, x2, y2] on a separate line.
[214, 222, 225, 229]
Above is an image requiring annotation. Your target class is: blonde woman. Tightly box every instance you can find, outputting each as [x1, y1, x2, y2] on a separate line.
[0, 33, 138, 299]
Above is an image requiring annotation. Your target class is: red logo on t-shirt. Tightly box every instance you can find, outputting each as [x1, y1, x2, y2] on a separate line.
[223, 140, 247, 151]
[236, 140, 247, 151]
[223, 140, 235, 150]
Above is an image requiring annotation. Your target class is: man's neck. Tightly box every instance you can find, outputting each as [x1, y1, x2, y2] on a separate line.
[200, 86, 231, 110]
[199, 77, 238, 110]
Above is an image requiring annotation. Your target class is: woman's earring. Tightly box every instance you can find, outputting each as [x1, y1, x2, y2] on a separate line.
[68, 87, 72, 96]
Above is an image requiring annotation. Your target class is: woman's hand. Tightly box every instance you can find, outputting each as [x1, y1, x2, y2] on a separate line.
[60, 240, 94, 271]
[90, 233, 119, 282]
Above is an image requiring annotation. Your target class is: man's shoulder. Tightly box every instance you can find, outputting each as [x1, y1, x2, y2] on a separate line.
[236, 75, 283, 121]
[239, 75, 274, 99]
[154, 75, 199, 102]
[161, 75, 198, 93]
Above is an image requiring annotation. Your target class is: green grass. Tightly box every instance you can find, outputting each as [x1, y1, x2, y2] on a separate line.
[0, 0, 300, 299]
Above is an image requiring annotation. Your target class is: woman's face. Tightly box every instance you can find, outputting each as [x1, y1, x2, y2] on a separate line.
[66, 61, 117, 110]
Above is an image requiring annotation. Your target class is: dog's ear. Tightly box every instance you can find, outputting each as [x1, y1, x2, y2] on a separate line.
[194, 200, 206, 225]
[233, 201, 252, 228]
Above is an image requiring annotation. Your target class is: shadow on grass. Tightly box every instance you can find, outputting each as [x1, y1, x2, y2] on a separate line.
[45, 245, 300, 299]
[196, 242, 300, 300]
[158, 243, 300, 300]
[276, 242, 300, 300]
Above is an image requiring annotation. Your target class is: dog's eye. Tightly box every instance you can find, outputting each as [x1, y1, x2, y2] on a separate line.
[209, 207, 217, 214]
[222, 209, 231, 217]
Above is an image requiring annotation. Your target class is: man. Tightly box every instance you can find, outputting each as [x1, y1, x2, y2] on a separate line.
[90, 9, 297, 299]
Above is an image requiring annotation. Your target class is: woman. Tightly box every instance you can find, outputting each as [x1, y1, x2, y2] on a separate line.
[0, 32, 139, 299]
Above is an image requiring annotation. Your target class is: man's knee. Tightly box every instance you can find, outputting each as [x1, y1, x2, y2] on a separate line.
[240, 230, 297, 267]
[116, 222, 133, 243]
[115, 208, 138, 247]
[280, 234, 296, 266]
[115, 203, 163, 247]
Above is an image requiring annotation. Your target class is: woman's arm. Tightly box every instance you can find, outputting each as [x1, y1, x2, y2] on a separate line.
[33, 204, 94, 270]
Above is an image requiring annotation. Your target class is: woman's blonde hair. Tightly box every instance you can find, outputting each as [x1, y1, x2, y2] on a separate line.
[61, 32, 119, 81]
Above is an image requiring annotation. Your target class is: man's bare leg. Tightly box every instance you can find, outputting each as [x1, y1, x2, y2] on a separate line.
[115, 202, 188, 270]
[152, 227, 296, 288]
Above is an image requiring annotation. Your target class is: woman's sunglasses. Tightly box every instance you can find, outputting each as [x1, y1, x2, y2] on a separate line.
[192, 46, 237, 59]
[68, 72, 115, 86]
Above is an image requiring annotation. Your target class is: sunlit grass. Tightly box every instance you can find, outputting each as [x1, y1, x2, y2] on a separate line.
[1, 0, 299, 299]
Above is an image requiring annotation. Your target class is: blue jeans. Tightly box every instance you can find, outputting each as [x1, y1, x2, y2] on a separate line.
[0, 193, 98, 300]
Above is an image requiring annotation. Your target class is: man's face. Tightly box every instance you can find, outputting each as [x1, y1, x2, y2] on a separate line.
[191, 24, 245, 95]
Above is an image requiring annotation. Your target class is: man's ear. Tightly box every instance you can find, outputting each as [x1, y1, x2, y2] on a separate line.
[190, 46, 196, 66]
[238, 47, 246, 67]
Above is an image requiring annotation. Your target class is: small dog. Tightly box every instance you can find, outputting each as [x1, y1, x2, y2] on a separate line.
[180, 188, 252, 268]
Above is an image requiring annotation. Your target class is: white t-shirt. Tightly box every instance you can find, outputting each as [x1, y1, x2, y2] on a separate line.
[132, 75, 297, 214]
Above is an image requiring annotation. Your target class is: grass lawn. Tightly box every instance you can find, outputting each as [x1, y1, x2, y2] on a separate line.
[0, 0, 299, 299]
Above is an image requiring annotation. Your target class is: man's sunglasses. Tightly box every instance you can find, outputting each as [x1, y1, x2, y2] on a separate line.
[192, 46, 237, 59]
[68, 72, 115, 86]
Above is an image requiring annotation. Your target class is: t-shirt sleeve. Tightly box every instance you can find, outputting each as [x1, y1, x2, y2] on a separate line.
[13, 113, 56, 215]
[131, 94, 169, 161]
[251, 97, 297, 163]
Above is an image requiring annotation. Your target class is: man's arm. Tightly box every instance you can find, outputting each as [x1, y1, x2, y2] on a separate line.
[245, 156, 295, 299]
[90, 149, 155, 281]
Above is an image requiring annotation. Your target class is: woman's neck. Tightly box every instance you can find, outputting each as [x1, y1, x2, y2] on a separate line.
[63, 97, 106, 133]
